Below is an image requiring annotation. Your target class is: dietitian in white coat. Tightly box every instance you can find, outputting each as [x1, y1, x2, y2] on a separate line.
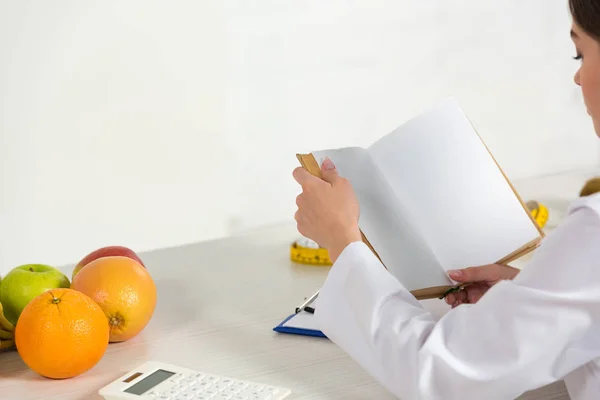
[315, 193, 600, 400]
[295, 6, 600, 400]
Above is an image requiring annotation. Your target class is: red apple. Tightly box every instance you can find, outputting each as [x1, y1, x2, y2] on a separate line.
[71, 246, 145, 280]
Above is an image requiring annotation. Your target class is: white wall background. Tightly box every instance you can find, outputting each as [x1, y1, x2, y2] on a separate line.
[1, 0, 598, 275]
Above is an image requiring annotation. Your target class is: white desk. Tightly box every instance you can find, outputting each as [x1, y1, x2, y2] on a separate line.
[1, 167, 598, 400]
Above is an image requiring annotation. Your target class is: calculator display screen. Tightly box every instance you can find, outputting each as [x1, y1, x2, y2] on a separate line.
[124, 369, 175, 395]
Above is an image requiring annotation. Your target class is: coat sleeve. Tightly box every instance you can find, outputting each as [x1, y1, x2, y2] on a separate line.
[314, 202, 600, 400]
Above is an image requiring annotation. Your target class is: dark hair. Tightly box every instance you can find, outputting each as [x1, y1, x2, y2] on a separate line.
[570, 0, 600, 40]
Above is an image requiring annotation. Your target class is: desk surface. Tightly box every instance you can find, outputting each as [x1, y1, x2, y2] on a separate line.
[2, 168, 598, 400]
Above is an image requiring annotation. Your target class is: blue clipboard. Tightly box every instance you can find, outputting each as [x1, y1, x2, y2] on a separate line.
[273, 312, 327, 338]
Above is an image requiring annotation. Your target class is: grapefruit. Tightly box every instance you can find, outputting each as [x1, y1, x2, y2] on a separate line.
[71, 256, 157, 342]
[72, 245, 145, 280]
[15, 288, 109, 379]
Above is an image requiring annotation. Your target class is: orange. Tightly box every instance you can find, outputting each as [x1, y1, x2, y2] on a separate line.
[15, 288, 109, 379]
[71, 256, 157, 343]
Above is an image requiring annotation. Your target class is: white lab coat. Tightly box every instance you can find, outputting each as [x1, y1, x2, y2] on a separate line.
[315, 192, 600, 400]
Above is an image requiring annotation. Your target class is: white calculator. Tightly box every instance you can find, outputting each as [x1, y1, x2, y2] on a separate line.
[98, 361, 292, 400]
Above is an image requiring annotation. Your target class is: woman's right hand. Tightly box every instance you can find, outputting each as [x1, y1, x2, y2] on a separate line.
[445, 264, 520, 308]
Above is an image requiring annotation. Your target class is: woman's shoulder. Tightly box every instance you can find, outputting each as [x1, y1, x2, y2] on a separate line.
[567, 191, 600, 217]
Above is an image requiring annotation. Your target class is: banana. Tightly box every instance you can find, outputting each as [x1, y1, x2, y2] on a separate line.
[0, 303, 16, 351]
[0, 339, 15, 351]
[0, 329, 12, 340]
[0, 302, 14, 332]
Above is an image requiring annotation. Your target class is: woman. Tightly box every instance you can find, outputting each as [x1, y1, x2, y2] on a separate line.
[292, 1, 600, 399]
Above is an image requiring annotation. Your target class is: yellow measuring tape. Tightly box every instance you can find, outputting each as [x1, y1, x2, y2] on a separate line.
[290, 201, 549, 266]
[526, 200, 549, 230]
[290, 237, 332, 266]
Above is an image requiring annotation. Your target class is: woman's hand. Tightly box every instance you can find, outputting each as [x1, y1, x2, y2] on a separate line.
[293, 158, 362, 262]
[445, 264, 520, 308]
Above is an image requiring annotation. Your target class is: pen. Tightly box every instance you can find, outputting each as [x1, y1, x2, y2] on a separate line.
[295, 290, 319, 313]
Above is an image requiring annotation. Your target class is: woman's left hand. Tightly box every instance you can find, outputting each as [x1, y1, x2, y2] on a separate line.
[293, 158, 362, 262]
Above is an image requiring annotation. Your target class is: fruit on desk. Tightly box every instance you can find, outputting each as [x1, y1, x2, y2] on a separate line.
[0, 339, 15, 350]
[71, 256, 157, 343]
[0, 326, 15, 351]
[0, 303, 14, 332]
[15, 288, 109, 379]
[0, 264, 70, 325]
[0, 328, 13, 339]
[0, 302, 15, 351]
[72, 245, 145, 280]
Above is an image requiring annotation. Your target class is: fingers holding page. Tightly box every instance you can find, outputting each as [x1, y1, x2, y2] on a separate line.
[445, 282, 502, 308]
[449, 264, 519, 284]
[292, 166, 311, 186]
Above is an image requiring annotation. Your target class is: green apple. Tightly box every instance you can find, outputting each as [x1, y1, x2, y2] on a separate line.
[0, 264, 70, 325]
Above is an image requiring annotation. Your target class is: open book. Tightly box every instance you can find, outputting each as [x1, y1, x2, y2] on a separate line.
[296, 98, 544, 300]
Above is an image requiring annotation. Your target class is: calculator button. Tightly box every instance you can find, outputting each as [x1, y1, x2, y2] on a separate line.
[198, 381, 212, 389]
[224, 386, 240, 396]
[171, 373, 186, 382]
[237, 388, 262, 398]
[231, 382, 249, 390]
[215, 380, 232, 390]
[203, 388, 219, 396]
[187, 385, 203, 394]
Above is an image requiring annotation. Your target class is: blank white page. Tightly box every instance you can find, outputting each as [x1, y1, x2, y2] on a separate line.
[311, 147, 452, 291]
[367, 98, 541, 271]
